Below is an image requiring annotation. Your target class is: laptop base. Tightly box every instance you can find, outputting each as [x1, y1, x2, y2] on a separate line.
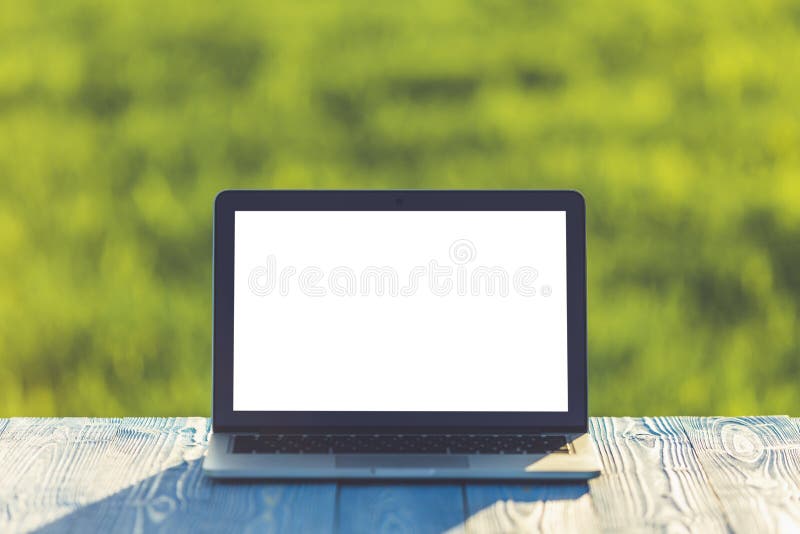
[203, 432, 601, 480]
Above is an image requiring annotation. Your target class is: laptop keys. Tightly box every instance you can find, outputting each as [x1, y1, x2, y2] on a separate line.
[232, 435, 259, 454]
[232, 434, 570, 455]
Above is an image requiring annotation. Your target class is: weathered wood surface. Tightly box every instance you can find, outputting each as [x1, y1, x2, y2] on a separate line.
[681, 416, 800, 533]
[0, 417, 798, 533]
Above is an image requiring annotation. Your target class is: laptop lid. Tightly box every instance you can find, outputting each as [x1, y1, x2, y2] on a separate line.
[212, 190, 587, 433]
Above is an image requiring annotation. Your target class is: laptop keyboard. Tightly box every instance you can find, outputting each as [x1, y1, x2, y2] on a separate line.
[231, 434, 570, 455]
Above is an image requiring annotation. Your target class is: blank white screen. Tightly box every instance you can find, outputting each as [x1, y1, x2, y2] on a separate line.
[233, 211, 568, 412]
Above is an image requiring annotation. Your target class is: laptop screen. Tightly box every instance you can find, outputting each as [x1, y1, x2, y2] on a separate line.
[233, 211, 568, 412]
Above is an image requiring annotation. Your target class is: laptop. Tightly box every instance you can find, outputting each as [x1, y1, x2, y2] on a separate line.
[203, 190, 601, 479]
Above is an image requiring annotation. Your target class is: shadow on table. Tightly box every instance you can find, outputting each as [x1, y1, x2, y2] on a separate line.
[34, 458, 590, 533]
[34, 458, 339, 532]
[458, 482, 592, 531]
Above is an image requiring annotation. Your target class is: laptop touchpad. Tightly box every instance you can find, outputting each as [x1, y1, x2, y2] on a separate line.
[335, 455, 469, 469]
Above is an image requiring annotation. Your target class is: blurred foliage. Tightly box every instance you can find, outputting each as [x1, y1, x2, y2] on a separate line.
[1, 0, 798, 416]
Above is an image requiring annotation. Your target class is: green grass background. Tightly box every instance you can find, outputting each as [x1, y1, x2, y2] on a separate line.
[1, 0, 798, 416]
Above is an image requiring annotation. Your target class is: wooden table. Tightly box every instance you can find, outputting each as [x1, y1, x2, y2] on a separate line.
[1, 417, 799, 533]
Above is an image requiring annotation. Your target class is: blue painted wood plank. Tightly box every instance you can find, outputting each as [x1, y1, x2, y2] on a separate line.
[465, 481, 590, 508]
[337, 483, 466, 534]
[463, 482, 595, 532]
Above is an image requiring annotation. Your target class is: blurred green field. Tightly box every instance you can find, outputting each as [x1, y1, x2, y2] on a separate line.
[1, 0, 798, 416]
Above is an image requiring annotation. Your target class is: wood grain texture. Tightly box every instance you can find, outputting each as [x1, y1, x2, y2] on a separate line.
[679, 416, 800, 533]
[0, 418, 336, 533]
[337, 484, 465, 534]
[589, 417, 730, 533]
[1, 417, 800, 533]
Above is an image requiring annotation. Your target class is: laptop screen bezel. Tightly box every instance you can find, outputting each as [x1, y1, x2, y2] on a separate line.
[212, 190, 587, 434]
